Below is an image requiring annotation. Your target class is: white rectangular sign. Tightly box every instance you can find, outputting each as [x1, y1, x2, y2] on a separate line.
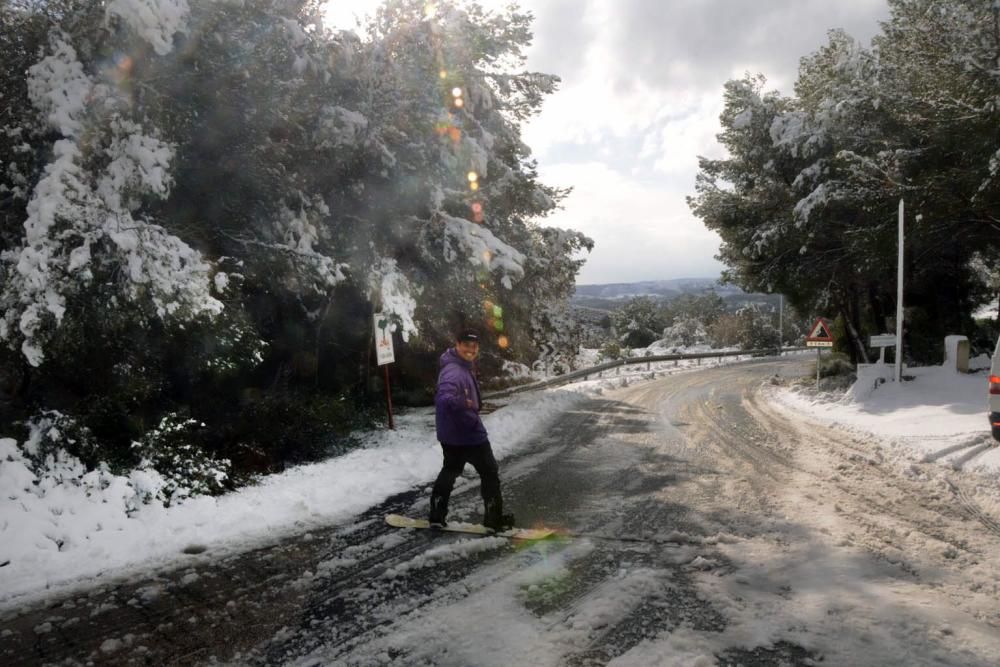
[870, 334, 897, 347]
[806, 340, 834, 348]
[374, 313, 395, 366]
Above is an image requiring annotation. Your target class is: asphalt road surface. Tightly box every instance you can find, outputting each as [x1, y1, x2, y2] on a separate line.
[4, 358, 1000, 666]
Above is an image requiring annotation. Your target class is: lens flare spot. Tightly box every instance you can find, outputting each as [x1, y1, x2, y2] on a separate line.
[482, 250, 493, 264]
[467, 171, 478, 183]
[498, 335, 509, 349]
[115, 53, 134, 73]
[424, 3, 438, 19]
[448, 127, 461, 142]
[469, 180, 479, 191]
[471, 202, 483, 213]
[453, 97, 464, 108]
[451, 87, 463, 98]
[439, 69, 448, 79]
[492, 305, 503, 318]
[493, 319, 504, 332]
[483, 300, 495, 313]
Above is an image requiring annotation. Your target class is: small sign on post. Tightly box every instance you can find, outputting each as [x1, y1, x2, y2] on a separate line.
[869, 333, 897, 366]
[374, 313, 395, 429]
[374, 314, 395, 366]
[805, 317, 835, 390]
[869, 334, 897, 347]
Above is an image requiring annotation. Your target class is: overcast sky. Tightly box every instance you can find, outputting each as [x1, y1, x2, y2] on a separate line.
[324, 0, 890, 285]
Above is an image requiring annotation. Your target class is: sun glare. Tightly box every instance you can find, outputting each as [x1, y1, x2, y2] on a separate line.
[321, 0, 378, 31]
[323, 0, 507, 31]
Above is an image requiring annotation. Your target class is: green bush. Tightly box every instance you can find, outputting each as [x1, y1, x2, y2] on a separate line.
[20, 411, 98, 472]
[226, 393, 361, 479]
[598, 341, 626, 362]
[131, 413, 231, 505]
[970, 317, 999, 358]
[818, 353, 855, 378]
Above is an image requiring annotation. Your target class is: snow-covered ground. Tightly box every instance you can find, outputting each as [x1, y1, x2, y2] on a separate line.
[776, 362, 1000, 476]
[0, 352, 748, 612]
[3, 350, 998, 624]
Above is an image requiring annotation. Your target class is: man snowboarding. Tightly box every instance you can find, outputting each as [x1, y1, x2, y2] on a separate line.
[429, 329, 514, 532]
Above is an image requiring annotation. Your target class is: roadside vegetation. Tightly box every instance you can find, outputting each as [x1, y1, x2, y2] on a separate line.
[0, 0, 589, 494]
[688, 0, 1000, 366]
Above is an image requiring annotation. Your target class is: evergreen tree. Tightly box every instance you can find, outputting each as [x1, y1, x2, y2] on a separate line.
[0, 0, 590, 477]
[691, 0, 1000, 364]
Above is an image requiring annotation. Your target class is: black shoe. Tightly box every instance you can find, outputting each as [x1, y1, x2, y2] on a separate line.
[483, 513, 516, 532]
[429, 496, 448, 529]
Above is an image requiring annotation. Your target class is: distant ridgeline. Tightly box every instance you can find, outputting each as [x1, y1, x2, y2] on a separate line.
[571, 278, 767, 313]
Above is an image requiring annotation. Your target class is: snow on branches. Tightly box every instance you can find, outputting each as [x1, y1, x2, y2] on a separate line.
[439, 212, 525, 289]
[1, 29, 221, 366]
[26, 37, 92, 139]
[273, 201, 348, 293]
[367, 258, 419, 342]
[106, 0, 191, 56]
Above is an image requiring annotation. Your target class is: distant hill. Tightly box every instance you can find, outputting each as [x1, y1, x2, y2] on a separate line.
[571, 278, 775, 315]
[571, 278, 750, 309]
[569, 278, 786, 347]
[573, 278, 731, 300]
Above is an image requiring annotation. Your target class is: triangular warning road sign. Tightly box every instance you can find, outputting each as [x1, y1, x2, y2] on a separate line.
[806, 317, 833, 341]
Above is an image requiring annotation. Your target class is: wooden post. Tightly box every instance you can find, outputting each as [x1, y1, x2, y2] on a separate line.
[384, 364, 395, 430]
[816, 349, 821, 391]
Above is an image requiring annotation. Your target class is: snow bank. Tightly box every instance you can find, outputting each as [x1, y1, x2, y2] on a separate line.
[776, 365, 1000, 474]
[0, 388, 587, 610]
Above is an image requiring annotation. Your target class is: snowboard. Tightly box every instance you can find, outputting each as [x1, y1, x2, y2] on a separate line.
[385, 513, 554, 540]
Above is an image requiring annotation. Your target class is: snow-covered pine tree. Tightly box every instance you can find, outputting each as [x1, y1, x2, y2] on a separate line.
[611, 296, 666, 349]
[0, 0, 590, 475]
[692, 1, 1000, 364]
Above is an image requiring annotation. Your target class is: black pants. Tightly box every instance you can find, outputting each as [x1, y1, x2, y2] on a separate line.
[429, 441, 502, 524]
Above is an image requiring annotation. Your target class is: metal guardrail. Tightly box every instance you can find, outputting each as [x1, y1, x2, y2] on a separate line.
[483, 347, 811, 399]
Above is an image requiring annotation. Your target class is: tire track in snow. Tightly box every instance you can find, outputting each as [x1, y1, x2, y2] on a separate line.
[946, 479, 1000, 539]
[950, 442, 995, 471]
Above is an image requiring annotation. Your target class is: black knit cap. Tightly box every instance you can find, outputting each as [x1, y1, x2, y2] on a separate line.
[457, 329, 480, 342]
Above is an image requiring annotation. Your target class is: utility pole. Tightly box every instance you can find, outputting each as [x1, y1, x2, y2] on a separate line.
[778, 294, 783, 356]
[895, 199, 904, 384]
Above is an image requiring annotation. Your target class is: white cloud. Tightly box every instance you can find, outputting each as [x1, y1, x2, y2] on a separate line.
[322, 0, 889, 284]
[539, 161, 724, 283]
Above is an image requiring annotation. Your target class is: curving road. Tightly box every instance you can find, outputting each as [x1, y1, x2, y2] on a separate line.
[4, 358, 1000, 665]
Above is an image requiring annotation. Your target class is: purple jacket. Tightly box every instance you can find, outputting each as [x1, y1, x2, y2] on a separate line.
[435, 348, 489, 446]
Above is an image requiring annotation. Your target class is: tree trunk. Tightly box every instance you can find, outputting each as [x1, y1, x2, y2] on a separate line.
[843, 315, 870, 364]
[840, 286, 870, 364]
[315, 299, 332, 390]
[868, 283, 887, 334]
[364, 303, 375, 397]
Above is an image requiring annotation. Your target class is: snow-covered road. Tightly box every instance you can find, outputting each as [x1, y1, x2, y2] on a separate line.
[4, 358, 1000, 666]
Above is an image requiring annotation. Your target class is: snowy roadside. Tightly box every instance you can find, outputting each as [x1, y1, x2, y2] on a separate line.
[0, 390, 585, 612]
[0, 352, 755, 613]
[772, 364, 1000, 476]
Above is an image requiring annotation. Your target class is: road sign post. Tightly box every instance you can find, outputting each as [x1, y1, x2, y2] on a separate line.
[374, 313, 395, 430]
[869, 334, 897, 366]
[895, 199, 905, 384]
[805, 317, 835, 390]
[778, 294, 783, 356]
